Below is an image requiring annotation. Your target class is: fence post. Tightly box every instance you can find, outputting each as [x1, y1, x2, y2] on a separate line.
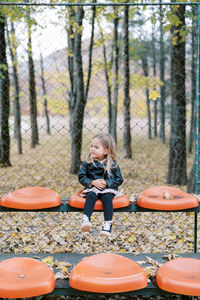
[194, 3, 200, 253]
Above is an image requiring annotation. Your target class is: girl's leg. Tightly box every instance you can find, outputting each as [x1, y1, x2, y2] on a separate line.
[100, 193, 114, 221]
[84, 191, 98, 220]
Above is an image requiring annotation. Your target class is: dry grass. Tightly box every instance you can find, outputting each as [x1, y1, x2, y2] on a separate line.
[0, 131, 197, 256]
[0, 130, 194, 196]
[0, 127, 198, 300]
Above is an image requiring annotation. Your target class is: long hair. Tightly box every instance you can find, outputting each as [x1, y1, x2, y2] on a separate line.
[86, 134, 117, 175]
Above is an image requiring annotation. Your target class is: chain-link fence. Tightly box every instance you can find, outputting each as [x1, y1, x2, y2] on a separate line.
[0, 2, 199, 258]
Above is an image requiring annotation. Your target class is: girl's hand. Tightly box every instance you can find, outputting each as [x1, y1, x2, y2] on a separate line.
[91, 179, 107, 190]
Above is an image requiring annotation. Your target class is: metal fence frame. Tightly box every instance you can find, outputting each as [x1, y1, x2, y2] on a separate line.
[0, 1, 199, 254]
[1, 1, 199, 188]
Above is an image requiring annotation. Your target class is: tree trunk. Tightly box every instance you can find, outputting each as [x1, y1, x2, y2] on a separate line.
[187, 79, 200, 193]
[159, 2, 166, 144]
[152, 20, 158, 138]
[67, 6, 75, 102]
[85, 0, 96, 101]
[167, 5, 187, 185]
[123, 5, 132, 158]
[27, 11, 39, 148]
[111, 7, 119, 143]
[99, 25, 112, 133]
[187, 164, 195, 193]
[0, 12, 11, 167]
[66, 5, 96, 174]
[66, 7, 86, 174]
[188, 5, 196, 154]
[40, 53, 50, 135]
[70, 7, 85, 174]
[142, 57, 151, 140]
[7, 21, 22, 154]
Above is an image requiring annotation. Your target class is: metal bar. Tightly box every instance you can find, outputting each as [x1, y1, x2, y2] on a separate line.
[195, 5, 200, 196]
[0, 200, 199, 212]
[195, 212, 198, 253]
[0, 252, 199, 295]
[194, 3, 200, 253]
[0, 2, 199, 6]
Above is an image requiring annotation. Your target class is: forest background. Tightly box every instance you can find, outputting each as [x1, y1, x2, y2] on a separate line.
[0, 0, 199, 259]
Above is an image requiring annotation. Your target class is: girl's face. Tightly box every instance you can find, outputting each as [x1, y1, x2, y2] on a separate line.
[90, 138, 108, 161]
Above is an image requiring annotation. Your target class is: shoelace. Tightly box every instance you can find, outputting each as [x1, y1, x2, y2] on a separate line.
[102, 221, 111, 231]
[82, 216, 89, 223]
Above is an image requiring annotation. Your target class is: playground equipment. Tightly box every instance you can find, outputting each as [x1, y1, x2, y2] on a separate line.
[0, 185, 199, 297]
[69, 189, 129, 209]
[0, 257, 55, 298]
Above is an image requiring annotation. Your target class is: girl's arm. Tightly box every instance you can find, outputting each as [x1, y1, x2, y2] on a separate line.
[105, 165, 123, 189]
[91, 179, 107, 190]
[78, 161, 93, 188]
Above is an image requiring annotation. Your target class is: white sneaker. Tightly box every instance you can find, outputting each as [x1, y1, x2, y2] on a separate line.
[81, 215, 91, 232]
[100, 221, 112, 237]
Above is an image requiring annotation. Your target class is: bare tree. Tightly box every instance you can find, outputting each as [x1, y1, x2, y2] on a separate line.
[159, 2, 166, 144]
[123, 4, 132, 158]
[141, 56, 152, 140]
[167, 4, 187, 185]
[6, 21, 22, 154]
[66, 4, 96, 174]
[111, 7, 119, 143]
[188, 5, 196, 154]
[151, 17, 158, 138]
[40, 53, 50, 135]
[26, 4, 39, 148]
[0, 12, 11, 166]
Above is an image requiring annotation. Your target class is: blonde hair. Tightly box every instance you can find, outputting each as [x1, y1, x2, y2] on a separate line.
[86, 133, 117, 175]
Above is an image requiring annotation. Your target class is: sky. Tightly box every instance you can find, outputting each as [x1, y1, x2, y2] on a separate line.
[13, 5, 94, 61]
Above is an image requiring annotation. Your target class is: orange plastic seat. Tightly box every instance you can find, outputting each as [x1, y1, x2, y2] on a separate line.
[69, 190, 129, 210]
[0, 257, 55, 298]
[69, 253, 147, 293]
[156, 258, 200, 296]
[137, 186, 198, 211]
[0, 186, 61, 209]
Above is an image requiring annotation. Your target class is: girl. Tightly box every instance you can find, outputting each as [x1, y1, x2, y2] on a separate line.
[78, 133, 123, 237]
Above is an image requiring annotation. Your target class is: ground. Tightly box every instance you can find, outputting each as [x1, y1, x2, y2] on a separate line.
[0, 127, 198, 299]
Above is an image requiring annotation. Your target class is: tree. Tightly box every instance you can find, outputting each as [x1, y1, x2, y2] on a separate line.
[0, 11, 11, 166]
[66, 4, 96, 174]
[159, 1, 166, 144]
[188, 5, 196, 154]
[187, 5, 198, 192]
[151, 14, 158, 138]
[167, 4, 187, 185]
[123, 4, 132, 158]
[6, 21, 22, 154]
[26, 4, 39, 148]
[97, 6, 119, 142]
[111, 6, 119, 143]
[141, 55, 152, 139]
[97, 21, 112, 135]
[40, 53, 51, 135]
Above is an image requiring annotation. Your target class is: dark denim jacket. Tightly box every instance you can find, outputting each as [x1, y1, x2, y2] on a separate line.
[78, 160, 123, 191]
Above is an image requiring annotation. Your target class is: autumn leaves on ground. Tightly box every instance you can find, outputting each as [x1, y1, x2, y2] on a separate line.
[0, 132, 198, 297]
[0, 132, 197, 254]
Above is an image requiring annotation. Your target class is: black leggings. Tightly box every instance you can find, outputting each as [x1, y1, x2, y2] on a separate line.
[84, 191, 114, 221]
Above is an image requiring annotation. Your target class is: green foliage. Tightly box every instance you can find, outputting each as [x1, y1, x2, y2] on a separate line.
[163, 5, 190, 44]
[38, 95, 69, 116]
[149, 90, 161, 101]
[166, 11, 182, 27]
[0, 64, 8, 79]
[130, 73, 163, 91]
[87, 96, 107, 117]
[2, 0, 25, 22]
